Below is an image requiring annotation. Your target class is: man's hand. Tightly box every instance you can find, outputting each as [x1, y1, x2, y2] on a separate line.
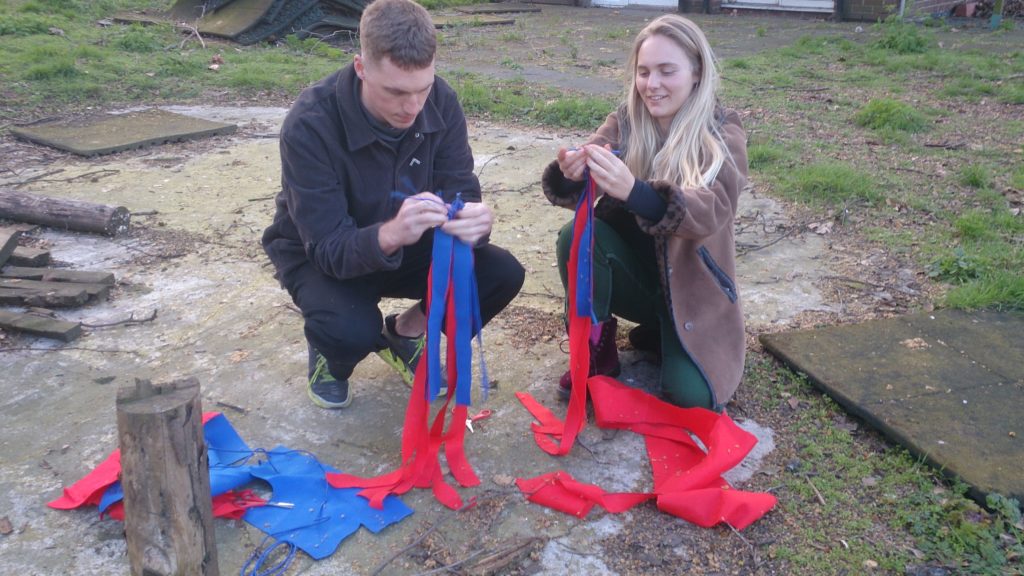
[556, 147, 589, 182]
[379, 192, 448, 255]
[441, 201, 493, 246]
[584, 144, 634, 201]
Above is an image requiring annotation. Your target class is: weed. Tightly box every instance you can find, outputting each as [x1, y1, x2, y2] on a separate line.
[1012, 166, 1024, 190]
[874, 16, 932, 54]
[725, 58, 750, 70]
[604, 28, 626, 40]
[756, 26, 767, 37]
[788, 162, 880, 206]
[747, 143, 788, 170]
[853, 98, 928, 133]
[959, 164, 990, 189]
[941, 78, 998, 101]
[927, 246, 979, 283]
[0, 12, 54, 36]
[112, 23, 165, 53]
[499, 57, 522, 71]
[499, 30, 524, 42]
[536, 97, 613, 129]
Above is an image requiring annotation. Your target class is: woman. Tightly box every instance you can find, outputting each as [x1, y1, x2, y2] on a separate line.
[541, 14, 748, 410]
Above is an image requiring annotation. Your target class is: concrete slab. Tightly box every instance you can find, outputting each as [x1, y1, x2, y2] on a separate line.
[760, 309, 1024, 504]
[9, 109, 237, 157]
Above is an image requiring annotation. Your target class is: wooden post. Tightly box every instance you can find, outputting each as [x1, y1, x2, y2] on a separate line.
[116, 377, 219, 576]
[0, 189, 130, 236]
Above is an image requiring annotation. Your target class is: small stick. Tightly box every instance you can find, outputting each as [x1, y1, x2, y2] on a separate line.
[82, 310, 158, 329]
[805, 475, 826, 506]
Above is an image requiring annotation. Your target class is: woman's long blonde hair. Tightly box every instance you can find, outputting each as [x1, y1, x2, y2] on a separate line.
[622, 15, 726, 189]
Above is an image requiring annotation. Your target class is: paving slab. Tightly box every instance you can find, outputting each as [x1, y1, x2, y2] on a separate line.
[760, 309, 1024, 504]
[9, 109, 237, 157]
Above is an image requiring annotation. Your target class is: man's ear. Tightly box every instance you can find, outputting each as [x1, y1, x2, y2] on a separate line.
[354, 54, 365, 80]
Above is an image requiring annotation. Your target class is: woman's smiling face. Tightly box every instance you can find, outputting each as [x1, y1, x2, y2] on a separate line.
[635, 33, 699, 133]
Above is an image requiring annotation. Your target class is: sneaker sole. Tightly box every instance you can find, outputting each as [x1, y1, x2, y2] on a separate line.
[307, 384, 352, 409]
[375, 348, 416, 387]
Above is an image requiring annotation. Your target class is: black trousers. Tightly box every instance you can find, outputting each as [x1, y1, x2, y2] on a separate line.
[281, 234, 524, 380]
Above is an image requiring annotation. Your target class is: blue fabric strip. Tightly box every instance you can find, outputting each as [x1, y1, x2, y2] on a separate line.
[427, 231, 453, 401]
[452, 239, 473, 406]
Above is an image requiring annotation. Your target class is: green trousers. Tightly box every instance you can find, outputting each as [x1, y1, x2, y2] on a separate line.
[556, 214, 713, 409]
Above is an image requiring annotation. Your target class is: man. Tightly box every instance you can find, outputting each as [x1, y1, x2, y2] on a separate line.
[262, 0, 524, 408]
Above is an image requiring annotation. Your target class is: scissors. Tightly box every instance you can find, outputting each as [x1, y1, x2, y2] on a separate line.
[465, 409, 494, 433]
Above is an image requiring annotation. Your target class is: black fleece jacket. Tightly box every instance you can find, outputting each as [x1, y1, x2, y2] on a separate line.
[261, 63, 481, 281]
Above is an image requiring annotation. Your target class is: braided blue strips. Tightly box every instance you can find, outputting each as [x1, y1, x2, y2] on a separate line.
[424, 194, 489, 405]
[574, 181, 597, 321]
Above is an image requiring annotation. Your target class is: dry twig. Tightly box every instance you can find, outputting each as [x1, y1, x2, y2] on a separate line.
[82, 309, 158, 329]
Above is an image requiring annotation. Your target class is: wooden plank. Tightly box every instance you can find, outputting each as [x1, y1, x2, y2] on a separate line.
[0, 223, 39, 234]
[0, 309, 82, 341]
[0, 229, 21, 268]
[0, 278, 110, 301]
[8, 246, 50, 267]
[0, 266, 115, 285]
[0, 286, 88, 307]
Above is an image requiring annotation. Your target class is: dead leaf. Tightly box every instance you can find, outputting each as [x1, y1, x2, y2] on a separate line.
[0, 516, 12, 535]
[229, 350, 251, 363]
[492, 474, 515, 487]
[787, 397, 801, 410]
[208, 64, 220, 71]
[901, 337, 930, 350]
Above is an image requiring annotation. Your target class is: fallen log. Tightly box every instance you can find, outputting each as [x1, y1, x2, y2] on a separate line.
[0, 189, 130, 236]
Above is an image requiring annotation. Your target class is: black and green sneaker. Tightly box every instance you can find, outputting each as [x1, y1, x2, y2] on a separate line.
[307, 345, 351, 409]
[376, 314, 425, 387]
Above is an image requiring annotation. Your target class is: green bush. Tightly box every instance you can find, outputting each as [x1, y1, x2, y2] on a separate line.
[854, 98, 928, 133]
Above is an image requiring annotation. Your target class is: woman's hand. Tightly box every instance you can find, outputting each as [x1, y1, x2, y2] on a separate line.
[556, 147, 589, 182]
[584, 144, 635, 201]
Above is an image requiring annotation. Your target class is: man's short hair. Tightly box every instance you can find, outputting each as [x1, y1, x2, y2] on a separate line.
[359, 0, 436, 69]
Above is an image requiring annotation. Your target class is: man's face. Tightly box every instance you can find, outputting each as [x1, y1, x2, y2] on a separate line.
[354, 54, 435, 130]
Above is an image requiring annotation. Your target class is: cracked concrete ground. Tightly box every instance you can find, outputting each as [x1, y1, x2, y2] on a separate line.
[0, 102, 836, 574]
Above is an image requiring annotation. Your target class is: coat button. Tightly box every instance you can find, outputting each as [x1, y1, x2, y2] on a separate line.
[415, 132, 422, 139]
[683, 321, 694, 331]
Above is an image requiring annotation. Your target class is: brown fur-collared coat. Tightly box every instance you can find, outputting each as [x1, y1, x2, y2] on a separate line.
[541, 107, 749, 408]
